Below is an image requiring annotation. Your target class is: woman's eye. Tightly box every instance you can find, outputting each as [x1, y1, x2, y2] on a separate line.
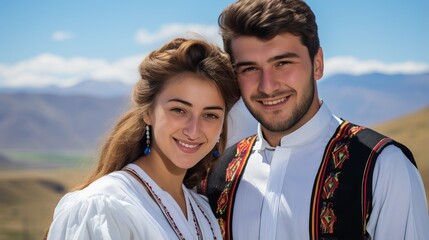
[203, 113, 219, 120]
[171, 108, 186, 114]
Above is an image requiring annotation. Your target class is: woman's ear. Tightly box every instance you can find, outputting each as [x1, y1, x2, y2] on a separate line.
[143, 111, 152, 125]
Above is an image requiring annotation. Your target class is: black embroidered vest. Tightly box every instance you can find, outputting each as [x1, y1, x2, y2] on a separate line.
[201, 121, 416, 240]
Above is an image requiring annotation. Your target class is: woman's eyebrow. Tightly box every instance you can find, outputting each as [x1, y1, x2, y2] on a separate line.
[168, 98, 224, 111]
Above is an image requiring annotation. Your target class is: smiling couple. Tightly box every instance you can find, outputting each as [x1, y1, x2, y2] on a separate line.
[46, 1, 428, 240]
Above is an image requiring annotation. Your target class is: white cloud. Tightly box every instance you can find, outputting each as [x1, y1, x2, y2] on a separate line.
[52, 31, 73, 41]
[1, 54, 428, 88]
[135, 23, 222, 46]
[0, 53, 144, 88]
[324, 56, 429, 78]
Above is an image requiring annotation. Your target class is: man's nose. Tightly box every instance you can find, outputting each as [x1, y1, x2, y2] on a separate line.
[258, 69, 280, 95]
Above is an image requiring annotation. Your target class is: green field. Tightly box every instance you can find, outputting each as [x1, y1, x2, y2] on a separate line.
[3, 151, 95, 167]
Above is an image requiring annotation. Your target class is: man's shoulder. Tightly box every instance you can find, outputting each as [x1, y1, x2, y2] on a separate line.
[336, 120, 386, 143]
[336, 121, 416, 166]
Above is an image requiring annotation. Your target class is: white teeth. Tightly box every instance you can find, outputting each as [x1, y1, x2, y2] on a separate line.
[262, 97, 286, 105]
[178, 140, 198, 148]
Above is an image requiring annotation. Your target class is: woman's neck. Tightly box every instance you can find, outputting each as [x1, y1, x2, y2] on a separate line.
[134, 155, 188, 217]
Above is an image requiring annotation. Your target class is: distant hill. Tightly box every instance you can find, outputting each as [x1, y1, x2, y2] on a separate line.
[0, 153, 13, 166]
[319, 72, 429, 125]
[0, 93, 129, 151]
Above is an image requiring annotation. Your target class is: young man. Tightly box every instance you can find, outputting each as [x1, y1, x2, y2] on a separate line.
[201, 0, 429, 239]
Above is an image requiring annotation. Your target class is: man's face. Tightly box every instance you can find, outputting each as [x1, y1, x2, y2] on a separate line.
[231, 33, 324, 145]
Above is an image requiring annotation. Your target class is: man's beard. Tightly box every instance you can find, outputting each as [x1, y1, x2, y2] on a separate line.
[244, 78, 315, 133]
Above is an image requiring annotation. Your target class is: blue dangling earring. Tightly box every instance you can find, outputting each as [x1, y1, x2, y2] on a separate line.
[144, 125, 151, 155]
[213, 140, 219, 157]
[213, 148, 219, 158]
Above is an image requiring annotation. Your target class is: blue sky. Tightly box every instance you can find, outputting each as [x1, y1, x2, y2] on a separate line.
[0, 0, 428, 87]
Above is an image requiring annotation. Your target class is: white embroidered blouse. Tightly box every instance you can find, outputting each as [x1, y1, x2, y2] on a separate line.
[47, 164, 221, 240]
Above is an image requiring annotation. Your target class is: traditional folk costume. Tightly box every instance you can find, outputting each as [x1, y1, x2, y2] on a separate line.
[48, 164, 221, 240]
[201, 103, 429, 239]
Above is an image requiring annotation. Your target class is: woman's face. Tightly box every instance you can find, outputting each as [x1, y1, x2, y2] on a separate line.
[145, 72, 225, 172]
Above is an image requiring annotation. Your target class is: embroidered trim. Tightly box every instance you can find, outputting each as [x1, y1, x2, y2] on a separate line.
[196, 204, 218, 240]
[124, 166, 216, 240]
[320, 202, 337, 233]
[310, 121, 363, 238]
[216, 135, 257, 239]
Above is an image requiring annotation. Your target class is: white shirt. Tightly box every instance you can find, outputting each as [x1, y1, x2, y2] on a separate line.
[232, 103, 429, 240]
[47, 164, 221, 240]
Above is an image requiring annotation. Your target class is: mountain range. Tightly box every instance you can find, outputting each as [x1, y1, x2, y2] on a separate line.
[319, 72, 429, 125]
[0, 72, 428, 151]
[0, 93, 129, 151]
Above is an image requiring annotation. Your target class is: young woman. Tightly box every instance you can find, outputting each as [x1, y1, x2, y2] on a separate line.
[47, 38, 240, 239]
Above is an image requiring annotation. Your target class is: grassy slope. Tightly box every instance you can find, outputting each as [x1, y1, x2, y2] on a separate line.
[0, 168, 92, 240]
[372, 106, 429, 202]
[0, 106, 428, 239]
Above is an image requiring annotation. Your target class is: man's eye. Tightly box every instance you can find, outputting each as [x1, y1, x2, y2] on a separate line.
[277, 61, 292, 67]
[241, 67, 257, 73]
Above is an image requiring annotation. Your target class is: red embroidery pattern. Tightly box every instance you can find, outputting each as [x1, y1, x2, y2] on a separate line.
[215, 136, 256, 239]
[320, 202, 337, 233]
[332, 143, 349, 169]
[322, 172, 340, 199]
[349, 126, 365, 136]
[318, 123, 364, 234]
[217, 190, 228, 215]
[311, 122, 392, 239]
[216, 136, 255, 215]
[196, 204, 218, 240]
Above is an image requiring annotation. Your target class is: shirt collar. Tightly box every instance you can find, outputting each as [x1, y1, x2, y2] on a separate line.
[255, 101, 333, 150]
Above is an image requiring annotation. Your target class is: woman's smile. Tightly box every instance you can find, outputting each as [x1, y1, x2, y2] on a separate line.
[174, 138, 203, 153]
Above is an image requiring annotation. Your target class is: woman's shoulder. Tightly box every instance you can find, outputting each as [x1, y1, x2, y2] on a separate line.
[85, 171, 135, 195]
[48, 171, 162, 239]
[55, 171, 136, 212]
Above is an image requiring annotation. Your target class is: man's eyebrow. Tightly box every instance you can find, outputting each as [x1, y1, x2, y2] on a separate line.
[233, 61, 255, 69]
[233, 52, 300, 68]
[268, 52, 299, 62]
[168, 98, 224, 111]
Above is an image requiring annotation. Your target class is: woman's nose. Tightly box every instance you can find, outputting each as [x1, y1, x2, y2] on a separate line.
[182, 116, 200, 140]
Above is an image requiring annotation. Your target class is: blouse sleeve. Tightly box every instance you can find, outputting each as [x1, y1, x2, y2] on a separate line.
[47, 193, 138, 240]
